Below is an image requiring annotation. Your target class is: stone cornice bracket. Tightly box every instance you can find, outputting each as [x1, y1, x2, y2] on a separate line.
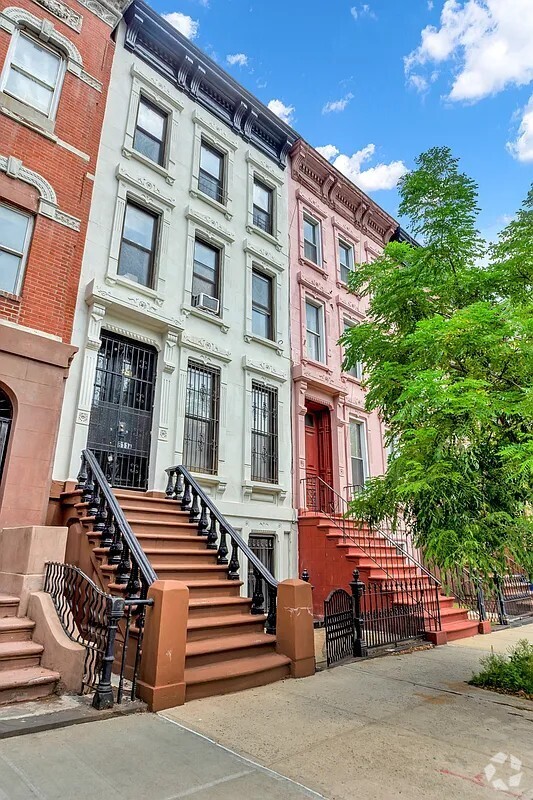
[124, 9, 144, 49]
[232, 100, 247, 133]
[76, 0, 121, 27]
[190, 63, 206, 97]
[163, 328, 179, 373]
[32, 0, 82, 32]
[0, 154, 80, 230]
[177, 55, 193, 88]
[242, 107, 257, 142]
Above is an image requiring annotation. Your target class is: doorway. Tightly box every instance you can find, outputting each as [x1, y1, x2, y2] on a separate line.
[87, 331, 157, 489]
[304, 404, 333, 510]
[0, 388, 13, 487]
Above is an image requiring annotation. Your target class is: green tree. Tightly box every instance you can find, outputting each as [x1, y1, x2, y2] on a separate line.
[341, 147, 533, 577]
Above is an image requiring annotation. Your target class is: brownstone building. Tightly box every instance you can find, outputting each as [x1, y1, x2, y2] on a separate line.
[0, 0, 125, 527]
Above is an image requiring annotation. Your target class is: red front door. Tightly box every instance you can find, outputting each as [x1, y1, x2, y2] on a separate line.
[305, 406, 333, 509]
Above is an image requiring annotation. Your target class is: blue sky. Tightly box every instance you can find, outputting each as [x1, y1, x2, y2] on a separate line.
[157, 0, 533, 240]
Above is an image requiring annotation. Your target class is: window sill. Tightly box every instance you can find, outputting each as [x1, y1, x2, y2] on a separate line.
[189, 186, 232, 220]
[190, 472, 227, 494]
[302, 357, 331, 373]
[242, 481, 287, 500]
[108, 275, 164, 303]
[182, 304, 229, 333]
[299, 256, 328, 276]
[342, 373, 363, 385]
[243, 332, 283, 355]
[0, 289, 21, 303]
[122, 146, 174, 185]
[246, 223, 282, 252]
[0, 92, 56, 136]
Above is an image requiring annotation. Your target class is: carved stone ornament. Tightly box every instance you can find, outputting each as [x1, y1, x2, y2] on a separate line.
[33, 0, 82, 31]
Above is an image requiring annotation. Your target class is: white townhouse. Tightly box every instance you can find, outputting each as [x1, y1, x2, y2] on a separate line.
[54, 0, 299, 583]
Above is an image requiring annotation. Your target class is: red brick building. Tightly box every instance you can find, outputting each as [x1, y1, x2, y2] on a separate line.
[0, 0, 124, 526]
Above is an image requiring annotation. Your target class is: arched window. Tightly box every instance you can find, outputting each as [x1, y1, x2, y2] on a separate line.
[0, 389, 13, 485]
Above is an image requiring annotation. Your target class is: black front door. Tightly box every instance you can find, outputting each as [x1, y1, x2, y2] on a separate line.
[87, 331, 157, 489]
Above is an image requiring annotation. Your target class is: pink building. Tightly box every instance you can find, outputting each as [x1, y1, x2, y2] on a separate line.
[288, 140, 397, 574]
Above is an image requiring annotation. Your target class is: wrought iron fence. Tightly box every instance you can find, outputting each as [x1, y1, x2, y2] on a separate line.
[302, 475, 442, 635]
[44, 562, 152, 708]
[165, 465, 278, 633]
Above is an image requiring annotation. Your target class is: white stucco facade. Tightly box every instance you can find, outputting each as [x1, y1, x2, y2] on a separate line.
[54, 19, 297, 582]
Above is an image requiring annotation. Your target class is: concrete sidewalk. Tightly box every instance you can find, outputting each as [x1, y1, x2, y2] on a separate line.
[0, 713, 323, 799]
[165, 624, 533, 800]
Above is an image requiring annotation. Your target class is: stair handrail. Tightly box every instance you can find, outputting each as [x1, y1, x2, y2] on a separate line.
[301, 475, 442, 631]
[165, 465, 278, 633]
[77, 449, 157, 587]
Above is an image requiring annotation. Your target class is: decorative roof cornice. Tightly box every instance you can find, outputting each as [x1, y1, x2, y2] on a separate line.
[123, 1, 298, 168]
[290, 139, 398, 248]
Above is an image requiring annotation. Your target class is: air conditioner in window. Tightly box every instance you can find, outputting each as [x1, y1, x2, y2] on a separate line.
[192, 293, 219, 314]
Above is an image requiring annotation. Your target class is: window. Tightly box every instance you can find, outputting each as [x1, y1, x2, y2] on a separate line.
[252, 269, 273, 340]
[192, 239, 220, 304]
[253, 179, 273, 234]
[339, 241, 354, 284]
[303, 215, 321, 264]
[183, 361, 220, 474]
[199, 141, 225, 204]
[133, 96, 167, 165]
[117, 202, 158, 287]
[0, 203, 32, 295]
[2, 32, 63, 116]
[343, 323, 362, 380]
[305, 300, 325, 363]
[251, 383, 278, 483]
[350, 420, 367, 490]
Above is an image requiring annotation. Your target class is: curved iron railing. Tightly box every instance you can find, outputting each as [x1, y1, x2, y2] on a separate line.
[76, 449, 157, 590]
[165, 465, 277, 634]
[43, 561, 152, 708]
[301, 475, 442, 632]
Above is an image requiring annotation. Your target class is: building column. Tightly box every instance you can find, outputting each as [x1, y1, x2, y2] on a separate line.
[293, 378, 308, 510]
[150, 327, 180, 492]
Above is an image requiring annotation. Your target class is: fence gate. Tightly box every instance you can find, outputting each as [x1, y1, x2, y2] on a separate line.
[324, 589, 355, 666]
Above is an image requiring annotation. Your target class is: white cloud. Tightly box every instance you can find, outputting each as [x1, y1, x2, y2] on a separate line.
[507, 93, 533, 161]
[427, 0, 434, 9]
[350, 4, 376, 21]
[267, 98, 295, 124]
[162, 12, 199, 39]
[405, 0, 533, 102]
[322, 93, 354, 114]
[316, 143, 408, 192]
[227, 53, 248, 67]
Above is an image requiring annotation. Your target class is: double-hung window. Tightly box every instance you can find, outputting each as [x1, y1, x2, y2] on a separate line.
[199, 141, 225, 204]
[350, 420, 368, 490]
[303, 215, 321, 265]
[133, 96, 168, 166]
[251, 382, 278, 484]
[305, 300, 325, 363]
[2, 32, 63, 117]
[117, 202, 159, 287]
[253, 180, 273, 234]
[192, 239, 220, 307]
[343, 322, 363, 380]
[0, 203, 33, 295]
[252, 269, 273, 340]
[339, 241, 354, 284]
[183, 361, 220, 474]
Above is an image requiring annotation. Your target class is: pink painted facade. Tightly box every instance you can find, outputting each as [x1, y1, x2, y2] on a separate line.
[288, 140, 397, 512]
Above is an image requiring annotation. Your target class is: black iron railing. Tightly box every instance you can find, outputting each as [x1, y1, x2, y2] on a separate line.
[165, 465, 278, 634]
[302, 475, 442, 633]
[44, 562, 152, 708]
[76, 449, 157, 591]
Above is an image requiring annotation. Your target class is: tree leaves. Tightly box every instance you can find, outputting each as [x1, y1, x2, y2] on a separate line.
[343, 147, 533, 576]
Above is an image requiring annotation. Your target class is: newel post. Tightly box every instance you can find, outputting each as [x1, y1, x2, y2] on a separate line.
[275, 579, 315, 678]
[136, 580, 189, 711]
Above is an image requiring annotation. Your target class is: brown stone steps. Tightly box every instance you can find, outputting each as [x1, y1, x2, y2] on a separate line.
[186, 632, 277, 668]
[441, 618, 480, 641]
[439, 606, 472, 624]
[184, 652, 291, 701]
[187, 612, 267, 641]
[133, 532, 210, 550]
[0, 617, 35, 643]
[0, 640, 44, 671]
[0, 667, 60, 706]
[188, 597, 252, 619]
[127, 518, 206, 535]
[113, 491, 184, 512]
[185, 580, 244, 599]
[140, 548, 217, 566]
[0, 595, 20, 618]
[121, 505, 191, 523]
[147, 564, 232, 581]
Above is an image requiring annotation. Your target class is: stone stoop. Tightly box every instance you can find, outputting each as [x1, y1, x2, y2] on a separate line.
[0, 595, 59, 705]
[67, 489, 291, 702]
